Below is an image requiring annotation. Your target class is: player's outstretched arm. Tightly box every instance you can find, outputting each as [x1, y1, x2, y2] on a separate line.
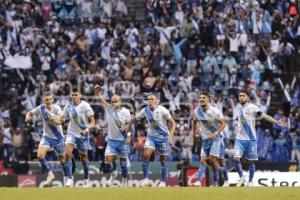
[25, 106, 39, 123]
[25, 111, 33, 123]
[263, 114, 287, 128]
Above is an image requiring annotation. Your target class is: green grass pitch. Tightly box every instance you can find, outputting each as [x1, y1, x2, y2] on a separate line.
[0, 187, 299, 200]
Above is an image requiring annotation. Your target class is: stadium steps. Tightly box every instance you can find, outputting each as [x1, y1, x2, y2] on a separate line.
[127, 0, 146, 22]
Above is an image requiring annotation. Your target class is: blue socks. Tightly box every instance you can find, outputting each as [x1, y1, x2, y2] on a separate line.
[142, 160, 150, 179]
[161, 162, 168, 182]
[82, 161, 89, 180]
[61, 162, 67, 177]
[249, 163, 255, 182]
[213, 167, 219, 185]
[234, 159, 243, 177]
[104, 163, 114, 173]
[39, 158, 51, 173]
[120, 160, 128, 178]
[65, 159, 73, 179]
[197, 164, 206, 181]
[219, 165, 228, 181]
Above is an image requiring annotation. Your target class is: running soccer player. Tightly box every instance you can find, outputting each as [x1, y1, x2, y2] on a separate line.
[94, 85, 131, 187]
[234, 89, 287, 186]
[192, 92, 226, 187]
[25, 91, 67, 187]
[60, 89, 95, 187]
[124, 94, 176, 187]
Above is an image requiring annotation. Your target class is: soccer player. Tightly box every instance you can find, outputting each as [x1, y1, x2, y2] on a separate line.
[60, 89, 95, 187]
[94, 86, 131, 187]
[25, 91, 67, 187]
[234, 89, 287, 186]
[124, 94, 176, 187]
[192, 92, 226, 187]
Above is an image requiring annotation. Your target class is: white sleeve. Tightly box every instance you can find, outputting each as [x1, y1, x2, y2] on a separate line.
[61, 105, 69, 119]
[216, 109, 224, 121]
[30, 105, 40, 115]
[253, 104, 265, 117]
[85, 103, 94, 117]
[54, 105, 62, 115]
[135, 108, 145, 120]
[162, 107, 172, 120]
[125, 110, 131, 123]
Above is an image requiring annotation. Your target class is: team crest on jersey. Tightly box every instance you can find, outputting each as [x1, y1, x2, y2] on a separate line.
[150, 120, 159, 128]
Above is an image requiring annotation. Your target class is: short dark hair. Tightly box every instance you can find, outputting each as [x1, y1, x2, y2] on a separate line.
[239, 88, 249, 96]
[43, 91, 52, 97]
[72, 88, 80, 93]
[199, 91, 210, 97]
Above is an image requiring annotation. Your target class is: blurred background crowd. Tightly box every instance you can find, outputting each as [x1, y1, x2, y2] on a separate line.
[0, 0, 299, 168]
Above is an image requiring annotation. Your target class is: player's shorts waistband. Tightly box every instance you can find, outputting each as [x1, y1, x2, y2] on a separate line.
[107, 138, 126, 143]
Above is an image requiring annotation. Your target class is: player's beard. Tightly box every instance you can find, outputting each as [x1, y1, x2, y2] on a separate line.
[240, 100, 247, 105]
[200, 103, 208, 109]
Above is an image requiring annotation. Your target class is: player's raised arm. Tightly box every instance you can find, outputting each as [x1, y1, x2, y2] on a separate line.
[94, 85, 109, 108]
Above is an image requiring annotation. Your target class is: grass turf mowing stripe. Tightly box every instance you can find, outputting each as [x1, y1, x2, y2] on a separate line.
[0, 187, 299, 200]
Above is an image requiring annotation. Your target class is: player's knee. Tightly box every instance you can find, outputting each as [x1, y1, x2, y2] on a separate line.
[58, 155, 65, 162]
[65, 152, 72, 161]
[80, 154, 88, 163]
[37, 153, 45, 160]
[143, 154, 150, 161]
[160, 156, 167, 163]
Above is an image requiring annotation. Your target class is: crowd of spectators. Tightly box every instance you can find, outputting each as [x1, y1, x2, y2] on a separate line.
[0, 0, 299, 169]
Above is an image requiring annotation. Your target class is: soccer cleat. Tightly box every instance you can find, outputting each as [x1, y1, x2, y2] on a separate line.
[222, 181, 230, 187]
[83, 179, 90, 188]
[246, 182, 254, 187]
[107, 170, 118, 187]
[65, 178, 74, 188]
[236, 177, 246, 187]
[121, 178, 128, 188]
[46, 172, 55, 187]
[192, 180, 202, 187]
[158, 181, 166, 187]
[140, 179, 150, 187]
